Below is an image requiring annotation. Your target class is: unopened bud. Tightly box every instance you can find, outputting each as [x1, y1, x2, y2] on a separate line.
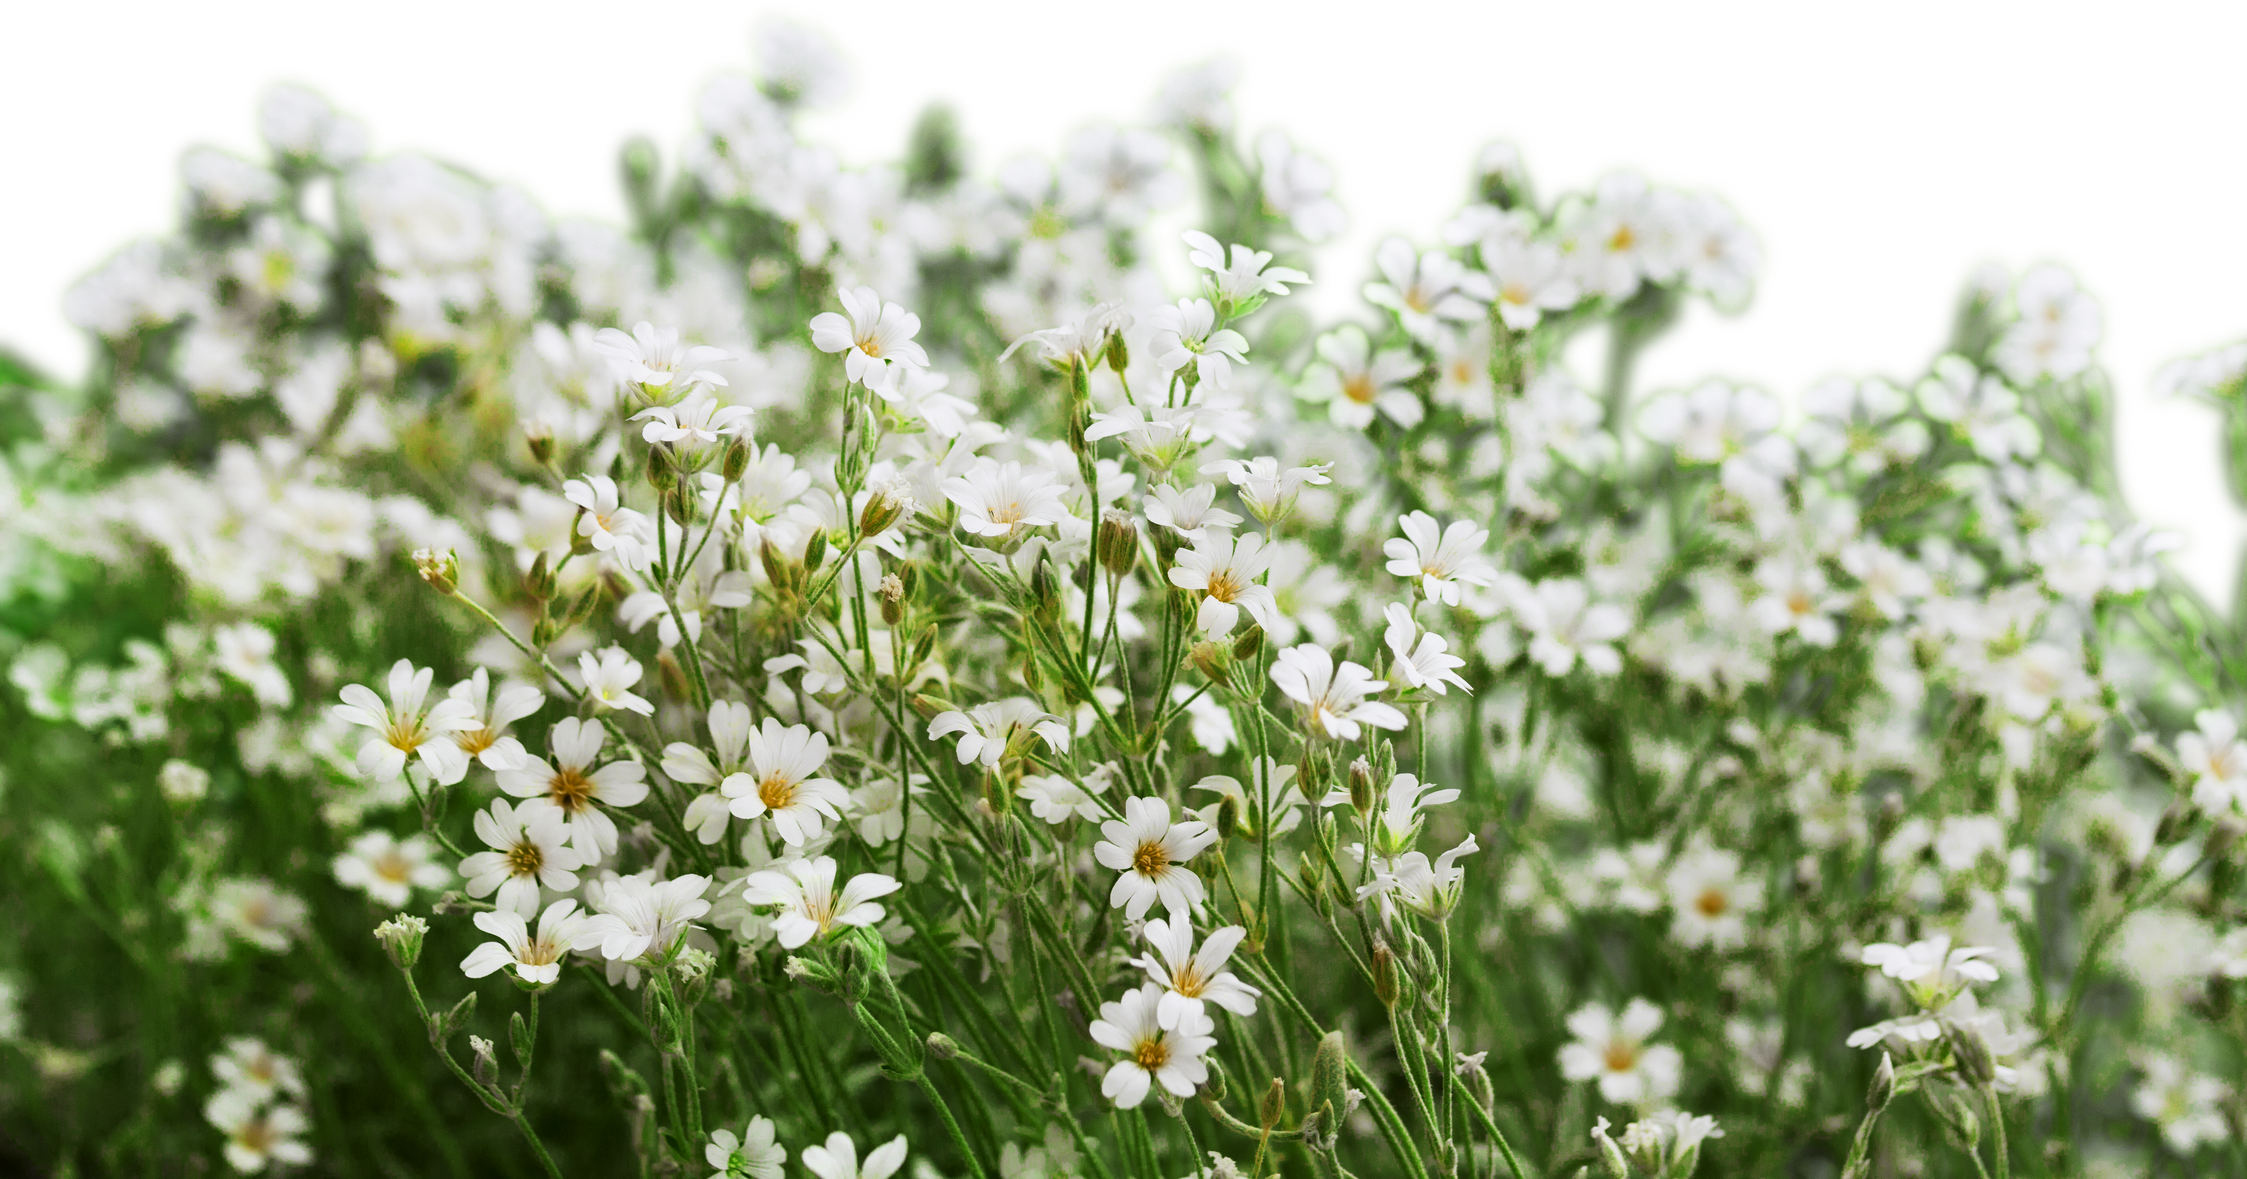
[525, 423, 556, 467]
[1347, 757, 1377, 816]
[1030, 558, 1062, 624]
[373, 914, 429, 972]
[411, 547, 459, 595]
[859, 478, 912, 539]
[468, 1035, 500, 1090]
[524, 551, 556, 601]
[925, 1032, 960, 1060]
[646, 446, 678, 491]
[1232, 625, 1263, 661]
[721, 435, 751, 481]
[1371, 942, 1402, 1008]
[1104, 328, 1130, 375]
[1190, 642, 1233, 690]
[880, 574, 906, 627]
[1869, 1051, 1896, 1112]
[759, 538, 794, 590]
[1309, 1032, 1350, 1136]
[1259, 1076, 1287, 1129]
[1945, 1022, 1997, 1087]
[802, 529, 829, 574]
[1215, 794, 1241, 841]
[657, 649, 693, 702]
[2155, 797, 2196, 846]
[1097, 509, 1139, 578]
[912, 693, 955, 719]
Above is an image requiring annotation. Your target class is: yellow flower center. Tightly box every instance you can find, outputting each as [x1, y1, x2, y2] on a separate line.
[759, 774, 799, 812]
[1344, 373, 1377, 404]
[1695, 887, 1729, 918]
[1135, 1038, 1171, 1071]
[506, 839, 544, 877]
[1603, 1041, 1640, 1073]
[548, 767, 596, 814]
[1132, 840, 1170, 877]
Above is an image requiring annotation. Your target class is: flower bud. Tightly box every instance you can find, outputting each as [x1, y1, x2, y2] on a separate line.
[373, 914, 428, 972]
[1104, 327, 1130, 375]
[646, 446, 678, 491]
[1259, 1076, 1287, 1129]
[759, 538, 794, 591]
[911, 693, 954, 719]
[925, 1032, 960, 1060]
[1869, 1051, 1896, 1112]
[468, 1034, 500, 1091]
[657, 649, 693, 702]
[2155, 797, 2196, 846]
[721, 435, 752, 481]
[1232, 625, 1263, 661]
[802, 529, 829, 574]
[880, 574, 907, 627]
[1190, 642, 1233, 690]
[508, 1010, 535, 1067]
[1370, 941, 1402, 1008]
[411, 547, 459, 595]
[1215, 794, 1241, 841]
[1347, 757, 1377, 816]
[859, 478, 912, 539]
[1030, 558, 1062, 625]
[1309, 1032, 1350, 1139]
[524, 551, 556, 601]
[1945, 1021, 1997, 1087]
[524, 423, 556, 467]
[1097, 509, 1140, 578]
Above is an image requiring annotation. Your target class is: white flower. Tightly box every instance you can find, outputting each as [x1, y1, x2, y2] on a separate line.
[1383, 604, 1470, 695]
[809, 287, 929, 389]
[1363, 236, 1492, 343]
[706, 1116, 787, 1179]
[578, 646, 655, 716]
[1384, 512, 1497, 605]
[592, 321, 731, 397]
[2132, 1054, 2229, 1155]
[1747, 554, 1845, 646]
[1663, 843, 1763, 951]
[1089, 983, 1217, 1108]
[634, 390, 755, 449]
[1298, 326, 1423, 430]
[203, 1086, 312, 1173]
[460, 798, 584, 918]
[333, 659, 477, 785]
[563, 475, 654, 571]
[1839, 543, 1931, 621]
[213, 623, 292, 708]
[2177, 709, 2247, 813]
[721, 718, 848, 846]
[1257, 129, 1346, 242]
[1596, 1111, 1725, 1178]
[447, 667, 543, 771]
[207, 878, 309, 953]
[1995, 264, 2102, 385]
[1190, 759, 1305, 838]
[944, 458, 1073, 540]
[211, 1038, 306, 1102]
[1132, 917, 1260, 1028]
[1269, 644, 1408, 741]
[1637, 381, 1784, 466]
[664, 700, 756, 844]
[576, 873, 713, 961]
[1141, 56, 1249, 137]
[875, 365, 978, 437]
[738, 856, 900, 949]
[1183, 231, 1309, 307]
[1000, 302, 1132, 370]
[1094, 796, 1219, 920]
[1796, 376, 1928, 475]
[1169, 533, 1281, 639]
[1204, 455, 1331, 525]
[331, 830, 450, 907]
[1502, 577, 1631, 677]
[1143, 484, 1241, 543]
[1918, 355, 2040, 463]
[499, 717, 649, 862]
[1557, 998, 1682, 1106]
[1860, 934, 1999, 1009]
[1484, 237, 1578, 330]
[1018, 771, 1110, 824]
[461, 898, 592, 986]
[1149, 298, 1250, 389]
[927, 698, 1072, 767]
[1366, 835, 1479, 920]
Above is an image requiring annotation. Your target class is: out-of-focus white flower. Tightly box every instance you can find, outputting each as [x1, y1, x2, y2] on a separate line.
[1299, 325, 1423, 430]
[2177, 710, 2247, 813]
[1664, 843, 1763, 951]
[593, 321, 732, 398]
[1558, 998, 1681, 1106]
[1995, 264, 2102, 386]
[1364, 237, 1492, 343]
[1256, 130, 1346, 243]
[203, 1086, 312, 1173]
[1501, 577, 1630, 677]
[1918, 355, 2040, 463]
[2131, 1054, 2229, 1155]
[332, 829, 450, 907]
[214, 623, 292, 709]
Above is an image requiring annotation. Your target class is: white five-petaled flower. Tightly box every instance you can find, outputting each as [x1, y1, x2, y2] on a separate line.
[1132, 917, 1260, 1028]
[1094, 796, 1219, 920]
[927, 698, 1072, 767]
[1364, 835, 1480, 920]
[809, 286, 929, 389]
[664, 700, 757, 844]
[578, 645, 655, 716]
[203, 1086, 313, 1173]
[1000, 302, 1133, 369]
[1485, 236, 1579, 330]
[1203, 455, 1332, 525]
[720, 718, 848, 846]
[333, 659, 477, 785]
[1363, 236, 1493, 343]
[576, 873, 713, 962]
[212, 1037, 306, 1102]
[802, 1133, 909, 1179]
[1017, 771, 1110, 824]
[2131, 1054, 2230, 1155]
[1917, 355, 2040, 464]
[943, 458, 1073, 540]
[213, 622, 293, 707]
[448, 667, 542, 771]
[499, 717, 650, 862]
[592, 321, 731, 397]
[1169, 532, 1281, 639]
[705, 1116, 786, 1179]
[1089, 982, 1217, 1108]
[460, 897, 592, 986]
[1502, 576, 1631, 677]
[1383, 603, 1471, 695]
[634, 390, 755, 449]
[563, 475, 653, 571]
[1384, 511, 1497, 605]
[460, 798, 584, 918]
[1182, 230, 1310, 306]
[1270, 643, 1408, 741]
[1299, 325, 1424, 430]
[1143, 483, 1241, 543]
[331, 829, 451, 907]
[2177, 709, 2247, 813]
[1557, 998, 1683, 1106]
[1748, 554, 1846, 647]
[1663, 842, 1764, 951]
[1860, 934, 2000, 1009]
[737, 856, 900, 949]
[1148, 297, 1249, 389]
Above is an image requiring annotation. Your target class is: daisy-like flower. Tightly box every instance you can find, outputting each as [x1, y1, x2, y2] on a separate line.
[1258, 128, 1346, 241]
[213, 622, 292, 708]
[576, 873, 713, 962]
[1557, 998, 1683, 1106]
[1838, 542, 1932, 621]
[875, 364, 978, 437]
[1270, 644, 1408, 741]
[1148, 298, 1250, 389]
[1094, 796, 1219, 920]
[664, 700, 757, 843]
[203, 1087, 312, 1173]
[1860, 935, 2000, 1010]
[592, 321, 731, 399]
[1169, 533, 1281, 639]
[801, 1133, 909, 1179]
[927, 698, 1072, 767]
[1089, 983, 1218, 1108]
[1663, 842, 1763, 951]
[1485, 237, 1579, 331]
[1995, 264, 2102, 386]
[1593, 1111, 1725, 1179]
[809, 287, 929, 389]
[447, 667, 542, 772]
[1637, 381, 1785, 466]
[634, 390, 755, 449]
[1384, 512, 1498, 606]
[1203, 456, 1332, 525]
[578, 646, 655, 716]
[1132, 918, 1261, 1028]
[1190, 759, 1306, 838]
[1747, 554, 1846, 646]
[1363, 236, 1494, 343]
[331, 829, 451, 907]
[2176, 709, 2247, 813]
[460, 897, 592, 986]
[944, 458, 1073, 540]
[1298, 325, 1424, 430]
[1182, 230, 1310, 309]
[1143, 483, 1241, 543]
[1383, 603, 1470, 695]
[1018, 771, 1110, 824]
[208, 878, 310, 953]
[721, 718, 848, 846]
[460, 798, 584, 918]
[2131, 1054, 2230, 1155]
[738, 856, 900, 949]
[1367, 835, 1480, 920]
[211, 1038, 306, 1102]
[562, 475, 653, 571]
[1000, 302, 1133, 370]
[706, 1116, 787, 1179]
[1917, 355, 2040, 464]
[1083, 404, 1203, 471]
[499, 717, 649, 862]
[1795, 376, 1929, 475]
[1504, 576, 1631, 677]
[333, 659, 477, 785]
